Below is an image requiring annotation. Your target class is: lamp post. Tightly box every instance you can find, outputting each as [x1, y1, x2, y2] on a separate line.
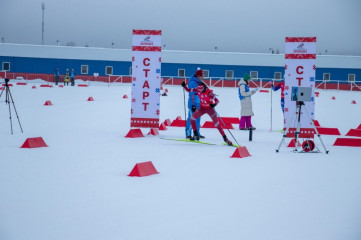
[42, 2, 45, 45]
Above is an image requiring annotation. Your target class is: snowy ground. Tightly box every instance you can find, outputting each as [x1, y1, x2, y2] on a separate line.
[1, 81, 361, 240]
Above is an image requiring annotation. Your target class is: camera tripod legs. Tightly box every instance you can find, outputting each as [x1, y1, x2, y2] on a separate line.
[0, 85, 23, 134]
[276, 102, 329, 154]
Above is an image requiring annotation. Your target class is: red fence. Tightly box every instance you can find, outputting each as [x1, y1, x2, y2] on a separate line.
[1, 72, 360, 91]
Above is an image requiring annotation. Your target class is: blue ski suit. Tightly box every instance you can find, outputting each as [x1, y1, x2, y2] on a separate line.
[185, 75, 202, 137]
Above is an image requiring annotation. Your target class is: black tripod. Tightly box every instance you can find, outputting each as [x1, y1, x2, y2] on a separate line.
[0, 79, 23, 134]
[276, 101, 328, 153]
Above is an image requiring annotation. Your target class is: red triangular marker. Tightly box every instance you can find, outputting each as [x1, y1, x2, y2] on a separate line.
[230, 146, 251, 158]
[20, 137, 48, 148]
[128, 161, 159, 177]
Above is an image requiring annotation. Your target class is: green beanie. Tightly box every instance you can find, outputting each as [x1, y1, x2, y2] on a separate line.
[244, 74, 250, 81]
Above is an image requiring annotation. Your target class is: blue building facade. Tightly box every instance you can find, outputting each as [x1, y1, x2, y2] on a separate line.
[1, 44, 360, 83]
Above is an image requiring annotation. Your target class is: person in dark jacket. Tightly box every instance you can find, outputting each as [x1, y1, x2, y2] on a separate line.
[54, 68, 60, 85]
[271, 80, 285, 112]
[70, 69, 75, 86]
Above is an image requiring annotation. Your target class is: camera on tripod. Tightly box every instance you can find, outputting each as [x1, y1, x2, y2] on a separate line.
[291, 87, 312, 102]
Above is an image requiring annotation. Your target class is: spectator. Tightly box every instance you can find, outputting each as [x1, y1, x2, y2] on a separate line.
[70, 69, 75, 86]
[54, 68, 60, 85]
[271, 80, 285, 112]
[64, 69, 70, 86]
[238, 74, 258, 130]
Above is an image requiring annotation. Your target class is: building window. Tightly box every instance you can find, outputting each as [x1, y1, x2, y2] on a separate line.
[81, 65, 88, 74]
[250, 71, 258, 79]
[178, 69, 185, 77]
[2, 62, 10, 71]
[348, 74, 356, 82]
[226, 70, 234, 79]
[130, 67, 132, 75]
[323, 73, 330, 81]
[274, 72, 282, 80]
[203, 70, 209, 78]
[105, 66, 113, 75]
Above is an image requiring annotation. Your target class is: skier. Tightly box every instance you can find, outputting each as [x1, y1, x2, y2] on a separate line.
[183, 69, 204, 139]
[182, 81, 233, 146]
[271, 80, 285, 112]
[238, 73, 258, 130]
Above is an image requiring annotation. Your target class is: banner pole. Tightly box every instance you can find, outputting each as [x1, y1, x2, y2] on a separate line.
[270, 81, 273, 131]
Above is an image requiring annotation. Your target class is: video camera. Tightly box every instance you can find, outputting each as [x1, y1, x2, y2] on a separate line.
[291, 87, 312, 102]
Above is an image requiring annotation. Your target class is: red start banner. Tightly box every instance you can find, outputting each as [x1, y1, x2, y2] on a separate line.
[130, 30, 162, 128]
[284, 37, 316, 137]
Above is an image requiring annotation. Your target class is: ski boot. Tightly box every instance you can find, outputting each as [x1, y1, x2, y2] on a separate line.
[223, 135, 233, 146]
[190, 131, 200, 141]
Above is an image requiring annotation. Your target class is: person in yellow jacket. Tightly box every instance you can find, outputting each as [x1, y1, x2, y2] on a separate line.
[64, 69, 70, 86]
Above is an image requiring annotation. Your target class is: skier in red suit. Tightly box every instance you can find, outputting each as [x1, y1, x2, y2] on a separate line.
[181, 81, 233, 145]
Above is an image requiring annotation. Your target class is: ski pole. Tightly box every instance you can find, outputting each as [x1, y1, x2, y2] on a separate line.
[215, 110, 240, 146]
[183, 87, 186, 121]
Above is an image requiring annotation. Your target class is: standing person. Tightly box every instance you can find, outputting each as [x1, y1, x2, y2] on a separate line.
[238, 74, 258, 130]
[70, 69, 75, 86]
[182, 69, 204, 139]
[183, 82, 233, 145]
[54, 68, 60, 85]
[64, 69, 70, 86]
[271, 80, 285, 112]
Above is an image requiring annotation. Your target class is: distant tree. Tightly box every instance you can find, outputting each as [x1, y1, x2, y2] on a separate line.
[65, 41, 76, 47]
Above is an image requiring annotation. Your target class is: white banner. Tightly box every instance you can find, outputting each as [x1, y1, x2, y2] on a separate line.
[130, 30, 162, 128]
[284, 37, 316, 137]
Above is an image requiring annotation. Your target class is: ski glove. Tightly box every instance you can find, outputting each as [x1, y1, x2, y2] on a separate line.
[210, 103, 216, 108]
[191, 105, 196, 112]
[181, 82, 186, 87]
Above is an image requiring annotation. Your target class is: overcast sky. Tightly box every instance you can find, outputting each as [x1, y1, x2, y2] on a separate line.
[1, 0, 361, 55]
